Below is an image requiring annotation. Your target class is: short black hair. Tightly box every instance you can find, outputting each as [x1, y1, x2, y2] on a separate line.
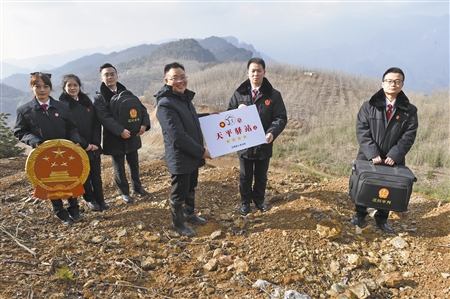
[164, 62, 185, 75]
[247, 57, 265, 70]
[383, 67, 405, 82]
[99, 63, 117, 73]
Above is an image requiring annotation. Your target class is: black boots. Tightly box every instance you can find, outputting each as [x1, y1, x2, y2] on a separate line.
[56, 210, 74, 226]
[67, 205, 84, 223]
[183, 192, 206, 225]
[349, 214, 367, 227]
[170, 200, 195, 237]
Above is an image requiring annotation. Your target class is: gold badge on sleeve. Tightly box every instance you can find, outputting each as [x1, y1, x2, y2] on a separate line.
[25, 139, 90, 200]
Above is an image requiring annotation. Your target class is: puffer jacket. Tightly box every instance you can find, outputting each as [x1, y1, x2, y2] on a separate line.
[59, 91, 102, 160]
[356, 88, 418, 165]
[14, 97, 81, 148]
[154, 84, 205, 175]
[93, 82, 150, 156]
[228, 77, 287, 160]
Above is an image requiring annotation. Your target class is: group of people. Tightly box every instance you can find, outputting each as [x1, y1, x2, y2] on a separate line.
[14, 57, 417, 236]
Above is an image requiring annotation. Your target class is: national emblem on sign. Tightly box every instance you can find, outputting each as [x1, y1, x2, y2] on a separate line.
[25, 139, 90, 200]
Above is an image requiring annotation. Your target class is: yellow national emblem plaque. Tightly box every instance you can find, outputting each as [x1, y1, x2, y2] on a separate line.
[25, 139, 90, 200]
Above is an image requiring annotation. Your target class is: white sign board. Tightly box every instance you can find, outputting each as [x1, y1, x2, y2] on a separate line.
[199, 105, 267, 158]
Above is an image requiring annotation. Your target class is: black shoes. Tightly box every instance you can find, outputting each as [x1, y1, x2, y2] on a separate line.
[349, 214, 367, 227]
[240, 203, 251, 215]
[86, 201, 101, 211]
[122, 195, 134, 203]
[240, 203, 269, 215]
[377, 222, 394, 233]
[132, 189, 149, 197]
[61, 218, 74, 226]
[99, 201, 111, 211]
[256, 203, 269, 212]
[71, 213, 84, 223]
[184, 213, 206, 225]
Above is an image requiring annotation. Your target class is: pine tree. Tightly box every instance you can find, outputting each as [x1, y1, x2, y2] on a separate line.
[0, 113, 25, 158]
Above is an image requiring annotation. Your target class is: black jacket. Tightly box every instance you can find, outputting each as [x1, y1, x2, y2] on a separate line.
[154, 85, 206, 175]
[93, 82, 150, 156]
[356, 88, 418, 165]
[14, 97, 81, 148]
[59, 92, 102, 160]
[228, 77, 287, 160]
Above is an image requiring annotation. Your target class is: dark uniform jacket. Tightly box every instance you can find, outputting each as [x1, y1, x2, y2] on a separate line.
[93, 82, 150, 156]
[356, 88, 418, 165]
[59, 92, 102, 160]
[14, 97, 81, 148]
[154, 84, 206, 175]
[228, 77, 288, 160]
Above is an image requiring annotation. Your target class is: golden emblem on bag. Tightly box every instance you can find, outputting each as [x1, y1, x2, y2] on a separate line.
[130, 108, 138, 119]
[379, 188, 389, 199]
[25, 139, 90, 200]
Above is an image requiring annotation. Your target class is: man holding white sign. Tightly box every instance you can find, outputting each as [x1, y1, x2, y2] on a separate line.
[228, 58, 287, 215]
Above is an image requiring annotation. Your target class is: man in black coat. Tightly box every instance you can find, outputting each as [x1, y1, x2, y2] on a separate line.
[94, 63, 151, 203]
[228, 58, 287, 215]
[155, 62, 211, 237]
[350, 67, 418, 233]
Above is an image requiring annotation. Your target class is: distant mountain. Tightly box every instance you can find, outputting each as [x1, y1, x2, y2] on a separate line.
[0, 83, 30, 126]
[1, 62, 33, 79]
[1, 44, 132, 77]
[198, 36, 253, 62]
[150, 39, 215, 62]
[221, 36, 274, 62]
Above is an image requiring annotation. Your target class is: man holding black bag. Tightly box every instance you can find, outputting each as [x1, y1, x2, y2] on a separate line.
[94, 63, 150, 203]
[349, 67, 418, 233]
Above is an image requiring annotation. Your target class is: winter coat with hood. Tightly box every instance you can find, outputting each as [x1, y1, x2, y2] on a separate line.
[14, 97, 81, 148]
[228, 77, 287, 160]
[356, 88, 418, 165]
[93, 82, 150, 156]
[59, 91, 102, 160]
[154, 84, 206, 175]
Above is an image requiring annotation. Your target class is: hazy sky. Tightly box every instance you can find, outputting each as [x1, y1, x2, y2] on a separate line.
[1, 0, 448, 62]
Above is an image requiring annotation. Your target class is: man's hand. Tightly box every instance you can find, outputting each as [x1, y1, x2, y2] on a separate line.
[136, 125, 146, 137]
[372, 156, 382, 164]
[203, 148, 212, 159]
[238, 104, 247, 109]
[384, 157, 395, 166]
[121, 129, 131, 139]
[265, 133, 273, 144]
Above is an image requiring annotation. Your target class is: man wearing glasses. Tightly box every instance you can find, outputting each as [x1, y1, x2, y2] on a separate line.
[350, 67, 418, 233]
[155, 62, 211, 237]
[94, 63, 150, 204]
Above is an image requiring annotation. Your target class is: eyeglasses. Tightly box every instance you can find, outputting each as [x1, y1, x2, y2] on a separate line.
[101, 72, 116, 78]
[30, 72, 52, 78]
[167, 76, 188, 82]
[383, 79, 403, 85]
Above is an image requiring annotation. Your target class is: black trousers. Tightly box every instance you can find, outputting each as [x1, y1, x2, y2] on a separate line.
[239, 157, 270, 205]
[169, 169, 199, 204]
[51, 197, 78, 214]
[82, 156, 105, 204]
[355, 204, 390, 223]
[111, 151, 142, 196]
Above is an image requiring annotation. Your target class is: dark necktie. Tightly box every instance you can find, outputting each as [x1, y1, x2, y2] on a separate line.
[42, 104, 48, 110]
[253, 89, 258, 101]
[387, 104, 393, 121]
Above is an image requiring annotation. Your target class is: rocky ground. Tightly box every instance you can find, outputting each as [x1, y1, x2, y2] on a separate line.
[0, 154, 449, 299]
